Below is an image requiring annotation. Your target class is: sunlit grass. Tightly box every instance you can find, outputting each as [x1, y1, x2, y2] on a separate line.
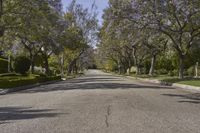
[130, 74, 200, 87]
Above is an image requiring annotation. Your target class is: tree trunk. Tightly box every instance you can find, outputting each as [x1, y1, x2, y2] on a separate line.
[127, 60, 131, 75]
[44, 56, 50, 75]
[61, 54, 64, 77]
[30, 54, 35, 74]
[67, 64, 73, 75]
[31, 60, 35, 74]
[75, 65, 78, 74]
[8, 54, 11, 72]
[118, 64, 121, 74]
[68, 60, 76, 75]
[127, 67, 131, 75]
[136, 65, 141, 75]
[122, 65, 126, 74]
[72, 62, 77, 74]
[195, 62, 199, 78]
[118, 60, 121, 74]
[149, 54, 156, 76]
[179, 54, 185, 79]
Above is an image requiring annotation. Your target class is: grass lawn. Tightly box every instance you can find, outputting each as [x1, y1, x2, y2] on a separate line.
[0, 73, 61, 89]
[175, 80, 200, 87]
[130, 74, 200, 87]
[0, 75, 36, 81]
[130, 74, 177, 80]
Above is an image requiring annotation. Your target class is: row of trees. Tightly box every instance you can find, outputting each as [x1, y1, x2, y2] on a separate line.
[0, 0, 97, 76]
[97, 0, 200, 79]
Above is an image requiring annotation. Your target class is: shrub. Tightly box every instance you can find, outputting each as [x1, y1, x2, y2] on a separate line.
[33, 69, 47, 77]
[37, 76, 61, 82]
[172, 69, 178, 76]
[130, 66, 137, 74]
[0, 75, 61, 88]
[183, 70, 189, 76]
[168, 69, 179, 77]
[144, 60, 151, 74]
[0, 58, 8, 73]
[156, 56, 175, 71]
[105, 60, 118, 72]
[168, 71, 174, 76]
[187, 66, 195, 76]
[0, 78, 38, 88]
[156, 69, 168, 75]
[14, 56, 31, 74]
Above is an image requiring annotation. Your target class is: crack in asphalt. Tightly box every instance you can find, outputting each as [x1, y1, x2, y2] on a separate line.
[107, 105, 111, 116]
[105, 105, 111, 128]
[105, 115, 109, 127]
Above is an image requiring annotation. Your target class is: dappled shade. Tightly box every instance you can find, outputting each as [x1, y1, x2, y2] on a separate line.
[162, 93, 200, 104]
[0, 107, 62, 124]
[20, 74, 173, 94]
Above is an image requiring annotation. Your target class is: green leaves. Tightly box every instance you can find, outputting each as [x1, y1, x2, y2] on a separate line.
[0, 0, 98, 75]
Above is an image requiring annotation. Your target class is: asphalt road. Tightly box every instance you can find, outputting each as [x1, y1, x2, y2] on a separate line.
[0, 70, 200, 133]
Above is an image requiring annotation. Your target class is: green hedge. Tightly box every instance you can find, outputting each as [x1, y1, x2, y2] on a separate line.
[0, 76, 61, 88]
[14, 56, 31, 74]
[0, 58, 8, 73]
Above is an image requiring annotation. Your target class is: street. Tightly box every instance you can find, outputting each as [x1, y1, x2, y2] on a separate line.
[0, 70, 200, 133]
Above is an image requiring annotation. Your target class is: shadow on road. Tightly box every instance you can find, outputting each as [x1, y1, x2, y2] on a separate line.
[18, 75, 174, 94]
[162, 93, 200, 104]
[0, 107, 62, 124]
[68, 77, 123, 83]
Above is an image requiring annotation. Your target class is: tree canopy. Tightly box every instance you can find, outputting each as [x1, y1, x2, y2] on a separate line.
[97, 0, 200, 79]
[0, 0, 98, 76]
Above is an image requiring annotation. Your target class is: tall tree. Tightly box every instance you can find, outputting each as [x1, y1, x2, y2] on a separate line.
[132, 0, 200, 78]
[63, 0, 98, 75]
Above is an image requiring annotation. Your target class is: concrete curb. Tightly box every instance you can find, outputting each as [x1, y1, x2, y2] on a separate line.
[172, 83, 200, 92]
[132, 77, 200, 91]
[110, 73, 200, 92]
[0, 80, 62, 95]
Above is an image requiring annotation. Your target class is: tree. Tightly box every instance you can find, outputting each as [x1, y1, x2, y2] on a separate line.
[188, 41, 200, 77]
[101, 0, 200, 79]
[98, 2, 136, 74]
[62, 0, 98, 75]
[0, 0, 3, 37]
[132, 0, 200, 79]
[142, 30, 168, 75]
[1, 0, 98, 76]
[14, 56, 31, 74]
[48, 0, 63, 14]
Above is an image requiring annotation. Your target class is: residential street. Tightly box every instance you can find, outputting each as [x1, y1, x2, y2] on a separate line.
[0, 70, 200, 133]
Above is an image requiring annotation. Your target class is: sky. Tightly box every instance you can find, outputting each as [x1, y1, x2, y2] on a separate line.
[61, 0, 109, 25]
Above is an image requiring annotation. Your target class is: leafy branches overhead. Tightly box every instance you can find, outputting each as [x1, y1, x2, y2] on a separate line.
[97, 0, 200, 78]
[0, 0, 98, 76]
